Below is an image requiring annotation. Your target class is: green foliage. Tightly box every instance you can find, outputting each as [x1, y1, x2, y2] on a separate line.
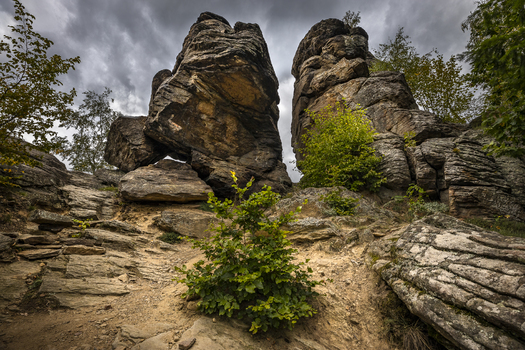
[158, 231, 183, 244]
[60, 88, 123, 174]
[175, 172, 324, 334]
[321, 189, 359, 216]
[0, 0, 80, 186]
[342, 10, 361, 28]
[71, 218, 91, 238]
[371, 27, 478, 123]
[403, 131, 416, 150]
[98, 186, 118, 192]
[460, 0, 525, 156]
[466, 216, 525, 239]
[403, 185, 448, 221]
[297, 101, 385, 192]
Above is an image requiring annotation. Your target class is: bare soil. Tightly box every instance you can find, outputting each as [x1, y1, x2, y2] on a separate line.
[0, 203, 403, 350]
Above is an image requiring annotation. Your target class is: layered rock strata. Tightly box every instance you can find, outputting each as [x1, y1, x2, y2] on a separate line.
[371, 214, 525, 350]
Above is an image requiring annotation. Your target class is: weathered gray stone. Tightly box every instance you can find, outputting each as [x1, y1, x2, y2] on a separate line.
[17, 234, 58, 245]
[104, 116, 170, 172]
[130, 331, 174, 350]
[176, 317, 262, 350]
[28, 209, 73, 226]
[39, 277, 129, 295]
[65, 254, 135, 279]
[62, 185, 117, 220]
[153, 210, 217, 239]
[94, 220, 143, 236]
[284, 218, 338, 242]
[94, 168, 126, 187]
[0, 260, 41, 308]
[119, 160, 212, 202]
[62, 245, 106, 255]
[373, 213, 525, 350]
[17, 248, 61, 260]
[0, 234, 16, 262]
[84, 229, 136, 251]
[371, 133, 411, 191]
[119, 323, 175, 343]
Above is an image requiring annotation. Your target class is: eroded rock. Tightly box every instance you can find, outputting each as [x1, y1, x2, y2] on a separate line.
[143, 12, 291, 196]
[372, 213, 525, 350]
[119, 160, 212, 202]
[153, 210, 217, 239]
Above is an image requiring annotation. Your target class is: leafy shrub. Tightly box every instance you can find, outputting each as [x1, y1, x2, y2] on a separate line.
[297, 101, 385, 192]
[321, 189, 359, 216]
[71, 218, 92, 238]
[175, 172, 324, 334]
[158, 231, 183, 244]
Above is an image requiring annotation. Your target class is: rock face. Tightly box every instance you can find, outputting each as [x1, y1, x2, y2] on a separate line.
[292, 18, 525, 221]
[153, 210, 217, 239]
[119, 159, 212, 202]
[371, 213, 525, 350]
[106, 12, 292, 197]
[104, 116, 170, 172]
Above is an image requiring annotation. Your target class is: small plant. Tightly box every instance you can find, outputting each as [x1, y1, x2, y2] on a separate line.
[452, 147, 460, 154]
[321, 189, 359, 216]
[99, 186, 118, 192]
[405, 184, 427, 219]
[175, 172, 324, 334]
[403, 131, 417, 150]
[71, 218, 92, 238]
[158, 231, 183, 244]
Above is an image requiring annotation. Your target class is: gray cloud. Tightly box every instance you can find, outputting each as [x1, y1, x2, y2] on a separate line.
[0, 0, 476, 181]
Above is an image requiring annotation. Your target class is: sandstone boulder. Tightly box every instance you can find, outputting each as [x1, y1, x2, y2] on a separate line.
[371, 213, 525, 350]
[119, 159, 212, 202]
[143, 12, 291, 196]
[28, 209, 73, 227]
[104, 116, 170, 172]
[153, 209, 217, 239]
[61, 185, 117, 220]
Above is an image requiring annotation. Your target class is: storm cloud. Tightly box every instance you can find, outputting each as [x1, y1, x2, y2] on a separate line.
[0, 0, 477, 181]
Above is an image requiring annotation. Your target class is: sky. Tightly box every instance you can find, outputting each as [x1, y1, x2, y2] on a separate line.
[0, 0, 477, 182]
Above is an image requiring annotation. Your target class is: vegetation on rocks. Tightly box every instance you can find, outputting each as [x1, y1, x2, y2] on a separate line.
[175, 172, 325, 334]
[297, 101, 385, 192]
[60, 88, 123, 174]
[371, 27, 479, 123]
[0, 0, 80, 186]
[460, 0, 525, 157]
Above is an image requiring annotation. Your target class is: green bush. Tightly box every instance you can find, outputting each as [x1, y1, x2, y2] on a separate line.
[321, 189, 359, 216]
[297, 101, 385, 192]
[175, 172, 324, 334]
[158, 231, 183, 244]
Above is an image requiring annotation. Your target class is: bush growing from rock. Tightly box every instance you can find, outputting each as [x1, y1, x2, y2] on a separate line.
[175, 172, 324, 334]
[297, 101, 385, 192]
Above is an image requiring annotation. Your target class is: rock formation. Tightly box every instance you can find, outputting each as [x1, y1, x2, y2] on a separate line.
[105, 12, 292, 197]
[370, 213, 525, 350]
[292, 18, 525, 221]
[119, 159, 212, 202]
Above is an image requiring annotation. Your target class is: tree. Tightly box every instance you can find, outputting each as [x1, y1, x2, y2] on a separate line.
[61, 88, 123, 174]
[343, 10, 361, 28]
[297, 101, 385, 192]
[176, 173, 323, 334]
[460, 0, 525, 156]
[0, 0, 80, 186]
[371, 28, 477, 123]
